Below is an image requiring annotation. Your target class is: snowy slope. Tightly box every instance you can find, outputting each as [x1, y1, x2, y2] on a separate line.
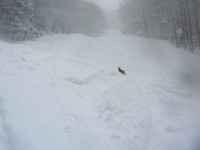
[0, 30, 200, 150]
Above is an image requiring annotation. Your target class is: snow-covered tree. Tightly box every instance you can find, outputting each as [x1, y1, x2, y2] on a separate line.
[119, 0, 150, 37]
[119, 0, 200, 52]
[34, 0, 106, 36]
[0, 0, 38, 40]
[0, 0, 107, 41]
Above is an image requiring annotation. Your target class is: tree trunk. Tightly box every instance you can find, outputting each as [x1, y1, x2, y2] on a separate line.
[186, 0, 193, 52]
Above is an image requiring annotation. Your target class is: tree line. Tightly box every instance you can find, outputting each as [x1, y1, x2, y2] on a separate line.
[0, 0, 107, 41]
[119, 0, 200, 53]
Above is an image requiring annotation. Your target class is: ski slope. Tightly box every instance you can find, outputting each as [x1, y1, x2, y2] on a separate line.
[0, 30, 200, 150]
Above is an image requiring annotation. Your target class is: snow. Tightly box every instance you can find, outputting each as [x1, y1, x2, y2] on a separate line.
[0, 29, 200, 150]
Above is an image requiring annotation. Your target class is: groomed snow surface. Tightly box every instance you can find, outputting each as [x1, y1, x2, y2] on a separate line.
[0, 30, 200, 150]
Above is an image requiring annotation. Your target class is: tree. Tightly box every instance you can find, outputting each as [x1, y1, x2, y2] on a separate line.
[0, 0, 107, 41]
[119, 0, 200, 52]
[33, 0, 106, 36]
[0, 0, 38, 40]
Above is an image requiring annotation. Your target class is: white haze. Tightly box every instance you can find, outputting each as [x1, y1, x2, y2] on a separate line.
[86, 0, 120, 11]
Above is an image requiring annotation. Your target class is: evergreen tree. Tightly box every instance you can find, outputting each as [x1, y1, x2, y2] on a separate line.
[0, 0, 37, 40]
[119, 0, 200, 52]
[0, 0, 107, 41]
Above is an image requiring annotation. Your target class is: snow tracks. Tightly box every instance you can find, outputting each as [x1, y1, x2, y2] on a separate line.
[93, 78, 151, 150]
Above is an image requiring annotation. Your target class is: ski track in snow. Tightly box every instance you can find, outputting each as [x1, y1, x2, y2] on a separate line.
[0, 30, 200, 150]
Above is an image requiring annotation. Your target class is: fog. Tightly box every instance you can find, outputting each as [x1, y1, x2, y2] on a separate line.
[86, 0, 120, 11]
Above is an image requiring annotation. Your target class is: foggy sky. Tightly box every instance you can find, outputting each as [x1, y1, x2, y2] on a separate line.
[86, 0, 121, 11]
